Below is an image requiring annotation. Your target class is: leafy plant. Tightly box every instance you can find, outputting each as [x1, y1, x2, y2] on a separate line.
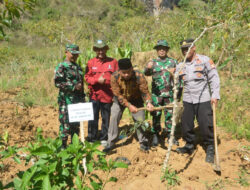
[0, 0, 37, 38]
[204, 179, 226, 190]
[235, 167, 249, 187]
[1, 128, 127, 189]
[161, 167, 180, 187]
[120, 120, 150, 138]
[115, 43, 133, 59]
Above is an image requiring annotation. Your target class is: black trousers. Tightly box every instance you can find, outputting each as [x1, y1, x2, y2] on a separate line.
[87, 99, 112, 141]
[182, 101, 214, 145]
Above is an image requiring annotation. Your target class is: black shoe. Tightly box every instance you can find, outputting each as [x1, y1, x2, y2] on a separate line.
[103, 142, 114, 153]
[205, 145, 215, 163]
[176, 143, 194, 154]
[140, 142, 150, 151]
[152, 133, 159, 147]
[167, 133, 179, 146]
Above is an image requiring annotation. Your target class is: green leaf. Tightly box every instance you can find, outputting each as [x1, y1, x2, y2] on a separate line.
[75, 176, 82, 189]
[62, 168, 69, 177]
[42, 175, 51, 190]
[72, 134, 79, 147]
[90, 181, 101, 190]
[31, 146, 53, 156]
[12, 8, 21, 18]
[13, 178, 22, 189]
[108, 177, 118, 182]
[13, 156, 21, 164]
[48, 161, 57, 173]
[87, 162, 94, 172]
[20, 166, 37, 188]
[113, 162, 128, 169]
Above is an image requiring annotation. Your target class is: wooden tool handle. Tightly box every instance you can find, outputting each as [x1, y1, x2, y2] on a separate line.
[213, 103, 221, 171]
[137, 102, 183, 111]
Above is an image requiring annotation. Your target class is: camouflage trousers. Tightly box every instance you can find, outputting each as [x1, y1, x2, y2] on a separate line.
[58, 101, 80, 141]
[151, 95, 173, 134]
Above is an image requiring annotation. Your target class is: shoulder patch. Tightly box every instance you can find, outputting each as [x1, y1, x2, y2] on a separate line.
[209, 59, 215, 68]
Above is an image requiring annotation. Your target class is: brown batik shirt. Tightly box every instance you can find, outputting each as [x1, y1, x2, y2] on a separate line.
[110, 70, 151, 107]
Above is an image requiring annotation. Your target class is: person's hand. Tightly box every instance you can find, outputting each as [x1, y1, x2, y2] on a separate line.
[128, 104, 138, 113]
[146, 102, 154, 112]
[98, 73, 106, 84]
[211, 98, 218, 107]
[147, 60, 154, 69]
[75, 82, 82, 91]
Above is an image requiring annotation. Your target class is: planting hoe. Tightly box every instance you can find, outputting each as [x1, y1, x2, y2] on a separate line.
[212, 103, 221, 173]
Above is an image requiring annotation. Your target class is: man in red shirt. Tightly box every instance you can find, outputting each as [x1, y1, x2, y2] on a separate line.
[85, 40, 118, 143]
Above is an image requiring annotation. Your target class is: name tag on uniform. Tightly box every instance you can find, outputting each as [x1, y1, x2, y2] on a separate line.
[92, 67, 97, 70]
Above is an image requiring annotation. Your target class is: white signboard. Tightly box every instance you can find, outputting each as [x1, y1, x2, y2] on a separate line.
[68, 103, 94, 122]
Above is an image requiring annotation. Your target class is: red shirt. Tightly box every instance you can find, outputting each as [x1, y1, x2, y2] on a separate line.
[85, 57, 118, 103]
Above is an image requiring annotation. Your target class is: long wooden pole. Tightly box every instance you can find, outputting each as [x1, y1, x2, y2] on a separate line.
[212, 103, 221, 172]
[80, 120, 87, 175]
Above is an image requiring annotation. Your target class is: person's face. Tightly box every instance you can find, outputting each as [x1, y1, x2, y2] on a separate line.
[156, 46, 169, 58]
[66, 51, 79, 63]
[119, 68, 133, 81]
[181, 46, 196, 60]
[94, 46, 108, 59]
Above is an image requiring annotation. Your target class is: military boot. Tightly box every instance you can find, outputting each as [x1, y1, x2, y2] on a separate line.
[176, 143, 194, 154]
[152, 133, 159, 147]
[205, 145, 215, 163]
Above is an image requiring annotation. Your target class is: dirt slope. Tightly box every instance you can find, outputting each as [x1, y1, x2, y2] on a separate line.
[0, 91, 249, 189]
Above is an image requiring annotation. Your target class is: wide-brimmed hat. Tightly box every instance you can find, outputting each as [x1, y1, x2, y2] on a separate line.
[93, 39, 109, 49]
[153, 40, 170, 49]
[65, 44, 81, 54]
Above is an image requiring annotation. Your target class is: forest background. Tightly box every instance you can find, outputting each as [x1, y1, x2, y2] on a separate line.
[0, 0, 249, 140]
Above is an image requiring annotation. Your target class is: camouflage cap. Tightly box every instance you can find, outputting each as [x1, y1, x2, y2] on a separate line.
[65, 44, 81, 54]
[153, 40, 170, 49]
[93, 39, 108, 49]
[180, 39, 194, 48]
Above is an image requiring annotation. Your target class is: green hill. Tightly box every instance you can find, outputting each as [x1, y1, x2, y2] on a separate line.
[0, 0, 249, 139]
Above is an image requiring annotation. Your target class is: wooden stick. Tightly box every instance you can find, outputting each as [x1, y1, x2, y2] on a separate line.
[137, 102, 183, 111]
[212, 103, 221, 172]
[80, 121, 87, 175]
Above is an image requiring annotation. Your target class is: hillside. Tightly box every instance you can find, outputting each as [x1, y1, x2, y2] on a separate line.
[0, 0, 249, 189]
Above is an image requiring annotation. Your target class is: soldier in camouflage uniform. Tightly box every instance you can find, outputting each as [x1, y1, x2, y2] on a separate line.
[54, 44, 85, 149]
[144, 40, 179, 147]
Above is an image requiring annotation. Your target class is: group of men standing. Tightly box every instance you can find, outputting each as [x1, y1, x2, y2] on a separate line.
[54, 38, 220, 163]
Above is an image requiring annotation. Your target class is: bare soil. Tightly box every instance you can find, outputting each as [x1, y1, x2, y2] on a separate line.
[0, 90, 249, 190]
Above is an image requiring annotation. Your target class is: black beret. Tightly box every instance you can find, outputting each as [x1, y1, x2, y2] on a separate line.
[118, 58, 132, 70]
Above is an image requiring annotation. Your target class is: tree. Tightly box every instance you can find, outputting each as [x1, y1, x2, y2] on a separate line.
[0, 0, 36, 38]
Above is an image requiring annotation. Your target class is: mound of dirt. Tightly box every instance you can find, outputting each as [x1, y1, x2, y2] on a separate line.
[0, 91, 249, 189]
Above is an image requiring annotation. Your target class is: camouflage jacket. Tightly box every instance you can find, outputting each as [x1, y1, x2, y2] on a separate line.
[54, 60, 85, 104]
[144, 57, 177, 97]
[111, 70, 151, 107]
